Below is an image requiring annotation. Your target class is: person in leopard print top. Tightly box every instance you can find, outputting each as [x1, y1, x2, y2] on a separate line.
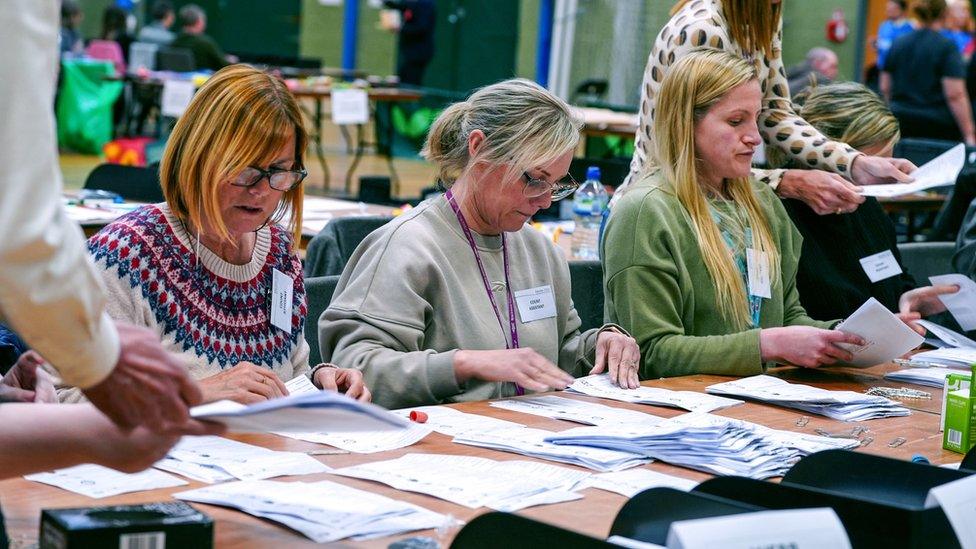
[622, 0, 916, 215]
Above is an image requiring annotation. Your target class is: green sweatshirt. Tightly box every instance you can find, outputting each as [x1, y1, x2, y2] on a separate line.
[320, 195, 605, 409]
[603, 173, 834, 378]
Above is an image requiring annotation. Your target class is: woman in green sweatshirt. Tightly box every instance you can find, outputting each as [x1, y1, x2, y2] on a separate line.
[603, 49, 868, 379]
[321, 79, 639, 409]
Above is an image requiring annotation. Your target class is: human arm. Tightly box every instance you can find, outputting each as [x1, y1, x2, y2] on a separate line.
[199, 362, 288, 404]
[943, 77, 976, 145]
[880, 70, 893, 102]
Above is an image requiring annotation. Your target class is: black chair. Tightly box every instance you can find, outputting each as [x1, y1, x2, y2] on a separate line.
[450, 512, 613, 549]
[83, 163, 165, 203]
[897, 241, 955, 282]
[303, 216, 394, 278]
[609, 488, 759, 546]
[569, 260, 604, 332]
[304, 275, 340, 365]
[893, 137, 960, 167]
[156, 46, 195, 72]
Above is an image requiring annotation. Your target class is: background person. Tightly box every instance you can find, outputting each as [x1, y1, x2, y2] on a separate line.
[170, 4, 235, 71]
[137, 0, 176, 47]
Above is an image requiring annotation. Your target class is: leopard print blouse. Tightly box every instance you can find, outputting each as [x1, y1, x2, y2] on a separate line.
[622, 0, 861, 191]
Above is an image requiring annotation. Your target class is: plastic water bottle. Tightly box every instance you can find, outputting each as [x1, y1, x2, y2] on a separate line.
[571, 166, 608, 260]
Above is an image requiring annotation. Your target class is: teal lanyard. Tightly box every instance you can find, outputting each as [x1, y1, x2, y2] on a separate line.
[711, 208, 762, 329]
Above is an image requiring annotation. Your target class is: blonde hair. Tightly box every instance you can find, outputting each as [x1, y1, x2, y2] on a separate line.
[160, 64, 307, 245]
[654, 48, 779, 329]
[421, 78, 582, 191]
[671, 0, 782, 57]
[767, 82, 900, 168]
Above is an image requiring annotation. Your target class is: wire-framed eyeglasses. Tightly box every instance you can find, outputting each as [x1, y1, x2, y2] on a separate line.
[521, 171, 579, 200]
[230, 166, 308, 192]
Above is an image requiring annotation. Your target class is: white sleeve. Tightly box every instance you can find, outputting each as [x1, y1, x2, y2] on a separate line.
[0, 2, 119, 389]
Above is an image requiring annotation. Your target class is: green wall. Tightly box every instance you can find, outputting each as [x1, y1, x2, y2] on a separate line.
[781, 0, 862, 81]
[300, 0, 396, 76]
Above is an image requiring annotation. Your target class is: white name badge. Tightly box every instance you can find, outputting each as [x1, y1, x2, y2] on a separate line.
[514, 285, 558, 323]
[746, 248, 771, 299]
[666, 508, 851, 549]
[270, 268, 293, 333]
[859, 249, 903, 283]
[925, 474, 976, 548]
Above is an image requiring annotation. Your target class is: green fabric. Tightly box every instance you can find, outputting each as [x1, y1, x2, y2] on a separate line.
[56, 60, 123, 154]
[602, 172, 834, 379]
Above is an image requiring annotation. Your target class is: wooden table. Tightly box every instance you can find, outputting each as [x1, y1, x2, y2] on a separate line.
[0, 362, 958, 548]
[289, 86, 423, 197]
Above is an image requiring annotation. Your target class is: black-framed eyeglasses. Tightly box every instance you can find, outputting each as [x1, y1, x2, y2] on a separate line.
[230, 166, 308, 192]
[521, 171, 579, 200]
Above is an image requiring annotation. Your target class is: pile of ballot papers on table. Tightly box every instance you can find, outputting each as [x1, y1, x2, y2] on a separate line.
[884, 366, 966, 388]
[175, 479, 448, 543]
[704, 375, 910, 421]
[544, 412, 859, 479]
[566, 374, 743, 412]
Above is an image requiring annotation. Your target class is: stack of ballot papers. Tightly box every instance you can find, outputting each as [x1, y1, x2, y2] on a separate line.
[175, 479, 448, 543]
[545, 412, 859, 479]
[566, 374, 743, 412]
[911, 347, 976, 369]
[452, 426, 652, 472]
[190, 384, 409, 433]
[331, 454, 589, 511]
[916, 319, 976, 350]
[489, 395, 661, 426]
[705, 375, 909, 421]
[26, 465, 187, 498]
[154, 436, 329, 482]
[884, 366, 967, 388]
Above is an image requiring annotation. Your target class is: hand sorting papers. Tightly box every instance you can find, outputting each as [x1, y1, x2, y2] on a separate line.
[452, 426, 652, 472]
[858, 143, 965, 197]
[833, 297, 923, 367]
[25, 464, 186, 498]
[190, 388, 409, 433]
[175, 479, 448, 543]
[545, 412, 858, 479]
[155, 436, 329, 482]
[930, 274, 976, 331]
[331, 453, 589, 511]
[567, 374, 742, 413]
[705, 375, 909, 421]
[489, 395, 660, 426]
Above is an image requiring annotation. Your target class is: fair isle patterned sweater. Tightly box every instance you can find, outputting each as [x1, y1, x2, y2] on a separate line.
[57, 203, 309, 402]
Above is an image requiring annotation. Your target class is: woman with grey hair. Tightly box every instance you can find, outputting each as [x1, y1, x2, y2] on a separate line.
[320, 78, 639, 409]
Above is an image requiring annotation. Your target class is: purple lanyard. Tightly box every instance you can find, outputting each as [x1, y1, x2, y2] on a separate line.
[445, 190, 524, 395]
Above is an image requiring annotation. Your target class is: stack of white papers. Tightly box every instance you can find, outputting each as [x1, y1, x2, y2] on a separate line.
[930, 274, 976, 332]
[175, 479, 448, 543]
[582, 468, 697, 497]
[705, 375, 909, 421]
[452, 426, 652, 472]
[884, 366, 965, 388]
[390, 405, 525, 436]
[489, 395, 660, 426]
[858, 143, 965, 197]
[567, 374, 743, 412]
[833, 298, 924, 366]
[331, 454, 589, 511]
[25, 464, 187, 498]
[545, 413, 858, 479]
[912, 347, 976, 369]
[191, 389, 409, 433]
[277, 422, 433, 454]
[917, 319, 976, 349]
[155, 436, 329, 482]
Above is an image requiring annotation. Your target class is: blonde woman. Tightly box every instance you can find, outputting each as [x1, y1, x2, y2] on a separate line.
[321, 78, 639, 409]
[604, 49, 870, 378]
[69, 65, 370, 404]
[621, 0, 915, 216]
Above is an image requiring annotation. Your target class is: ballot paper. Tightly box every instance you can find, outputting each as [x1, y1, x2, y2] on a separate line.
[489, 395, 661, 426]
[705, 375, 909, 421]
[918, 319, 976, 349]
[925, 475, 976, 549]
[190, 389, 409, 433]
[277, 422, 433, 454]
[390, 405, 525, 436]
[884, 366, 964, 388]
[174, 479, 448, 543]
[912, 347, 976, 369]
[930, 274, 976, 331]
[25, 464, 187, 499]
[158, 436, 330, 481]
[666, 508, 851, 549]
[284, 374, 319, 395]
[833, 297, 924, 367]
[451, 426, 652, 472]
[582, 468, 697, 497]
[331, 453, 590, 510]
[567, 374, 743, 413]
[858, 143, 965, 197]
[545, 413, 858, 479]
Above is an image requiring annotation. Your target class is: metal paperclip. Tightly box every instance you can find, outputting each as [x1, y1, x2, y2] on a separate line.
[859, 437, 874, 447]
[888, 437, 907, 448]
[851, 426, 868, 437]
[796, 416, 810, 427]
[815, 428, 856, 439]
